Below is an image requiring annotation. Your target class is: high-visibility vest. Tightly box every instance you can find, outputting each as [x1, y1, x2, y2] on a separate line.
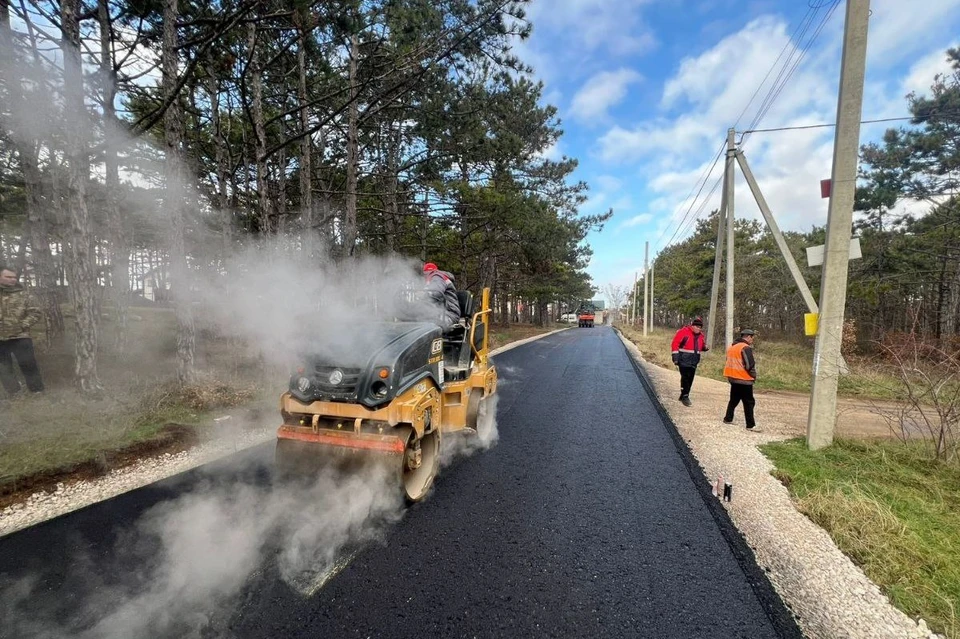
[724, 342, 754, 381]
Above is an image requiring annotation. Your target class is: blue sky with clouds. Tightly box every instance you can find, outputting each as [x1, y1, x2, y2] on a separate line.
[515, 0, 960, 301]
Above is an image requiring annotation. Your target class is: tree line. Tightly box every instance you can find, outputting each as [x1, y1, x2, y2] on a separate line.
[0, 0, 610, 391]
[639, 49, 960, 350]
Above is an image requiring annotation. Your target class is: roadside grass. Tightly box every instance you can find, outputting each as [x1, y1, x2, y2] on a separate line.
[0, 314, 557, 492]
[616, 324, 905, 401]
[761, 438, 960, 639]
[488, 322, 566, 351]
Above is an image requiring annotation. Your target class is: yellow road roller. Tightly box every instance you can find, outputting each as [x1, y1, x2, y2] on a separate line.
[275, 288, 498, 501]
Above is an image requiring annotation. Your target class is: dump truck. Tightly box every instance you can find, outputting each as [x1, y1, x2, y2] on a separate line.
[577, 302, 595, 328]
[275, 288, 498, 502]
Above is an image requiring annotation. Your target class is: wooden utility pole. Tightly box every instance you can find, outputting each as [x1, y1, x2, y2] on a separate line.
[807, 0, 871, 450]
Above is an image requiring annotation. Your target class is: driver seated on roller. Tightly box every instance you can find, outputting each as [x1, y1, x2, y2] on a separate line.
[422, 262, 462, 331]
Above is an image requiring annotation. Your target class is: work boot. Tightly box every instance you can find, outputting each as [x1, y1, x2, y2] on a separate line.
[681, 396, 692, 407]
[722, 417, 733, 424]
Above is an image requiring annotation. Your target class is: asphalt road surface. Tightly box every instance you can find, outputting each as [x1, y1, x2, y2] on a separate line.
[0, 327, 800, 639]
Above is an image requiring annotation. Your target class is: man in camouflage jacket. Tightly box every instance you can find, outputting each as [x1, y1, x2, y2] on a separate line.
[0, 266, 45, 395]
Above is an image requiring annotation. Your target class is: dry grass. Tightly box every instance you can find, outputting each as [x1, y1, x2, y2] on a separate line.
[488, 322, 566, 351]
[0, 315, 558, 489]
[616, 323, 906, 401]
[762, 438, 960, 639]
[0, 306, 280, 488]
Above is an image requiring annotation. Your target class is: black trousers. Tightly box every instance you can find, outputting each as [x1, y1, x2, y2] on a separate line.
[725, 383, 756, 428]
[0, 338, 44, 395]
[679, 366, 697, 398]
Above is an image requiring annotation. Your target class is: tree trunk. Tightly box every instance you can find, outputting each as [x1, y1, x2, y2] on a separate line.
[163, 0, 195, 386]
[247, 20, 272, 236]
[344, 33, 359, 257]
[206, 76, 232, 259]
[99, 0, 129, 352]
[1, 9, 64, 339]
[276, 147, 287, 233]
[23, 145, 64, 338]
[947, 262, 960, 338]
[296, 18, 313, 259]
[60, 0, 102, 392]
[385, 125, 401, 252]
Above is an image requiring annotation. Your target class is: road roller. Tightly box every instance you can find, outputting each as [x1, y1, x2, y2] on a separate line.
[275, 288, 497, 502]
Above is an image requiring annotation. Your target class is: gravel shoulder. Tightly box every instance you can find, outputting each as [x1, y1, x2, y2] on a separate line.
[0, 328, 570, 539]
[617, 333, 941, 639]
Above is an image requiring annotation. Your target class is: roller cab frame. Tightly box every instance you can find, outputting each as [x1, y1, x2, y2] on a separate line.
[276, 288, 498, 502]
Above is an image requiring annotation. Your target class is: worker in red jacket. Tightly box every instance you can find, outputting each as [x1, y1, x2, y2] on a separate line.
[670, 316, 709, 406]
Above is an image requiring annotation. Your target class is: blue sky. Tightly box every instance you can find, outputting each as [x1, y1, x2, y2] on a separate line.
[514, 0, 960, 301]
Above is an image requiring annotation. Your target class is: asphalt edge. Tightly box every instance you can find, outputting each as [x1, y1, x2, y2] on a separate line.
[490, 326, 572, 357]
[614, 327, 805, 639]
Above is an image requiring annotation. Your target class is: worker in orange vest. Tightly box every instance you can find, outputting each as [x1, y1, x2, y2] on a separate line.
[722, 329, 758, 431]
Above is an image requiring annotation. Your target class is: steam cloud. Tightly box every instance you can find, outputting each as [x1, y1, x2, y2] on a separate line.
[1, 38, 506, 639]
[1, 464, 405, 639]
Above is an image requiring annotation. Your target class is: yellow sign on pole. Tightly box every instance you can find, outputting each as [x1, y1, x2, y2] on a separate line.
[804, 313, 819, 336]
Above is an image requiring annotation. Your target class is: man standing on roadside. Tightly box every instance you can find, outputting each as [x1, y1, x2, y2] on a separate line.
[723, 329, 758, 431]
[670, 316, 709, 406]
[0, 265, 44, 396]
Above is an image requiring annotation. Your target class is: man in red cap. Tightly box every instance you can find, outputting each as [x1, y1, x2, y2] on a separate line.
[670, 316, 709, 406]
[423, 262, 461, 329]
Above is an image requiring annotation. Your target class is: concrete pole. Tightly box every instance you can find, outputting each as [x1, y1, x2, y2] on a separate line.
[737, 150, 819, 312]
[649, 261, 655, 330]
[807, 0, 871, 451]
[706, 151, 729, 351]
[724, 128, 736, 348]
[643, 241, 649, 337]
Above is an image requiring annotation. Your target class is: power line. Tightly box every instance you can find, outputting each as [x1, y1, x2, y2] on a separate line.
[657, 1, 842, 252]
[657, 143, 726, 252]
[653, 142, 725, 251]
[732, 3, 818, 130]
[747, 0, 842, 139]
[748, 3, 827, 133]
[740, 111, 960, 136]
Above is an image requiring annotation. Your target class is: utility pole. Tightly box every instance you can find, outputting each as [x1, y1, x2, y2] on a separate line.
[737, 151, 818, 312]
[649, 261, 655, 330]
[707, 146, 729, 351]
[807, 0, 871, 450]
[643, 241, 649, 337]
[724, 127, 736, 347]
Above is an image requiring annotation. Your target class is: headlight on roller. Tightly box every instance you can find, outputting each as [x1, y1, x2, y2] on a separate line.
[371, 380, 388, 399]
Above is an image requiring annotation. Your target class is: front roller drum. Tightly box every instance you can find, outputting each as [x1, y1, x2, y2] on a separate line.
[274, 421, 440, 503]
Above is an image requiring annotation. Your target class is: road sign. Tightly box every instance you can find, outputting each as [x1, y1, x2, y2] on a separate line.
[806, 237, 862, 268]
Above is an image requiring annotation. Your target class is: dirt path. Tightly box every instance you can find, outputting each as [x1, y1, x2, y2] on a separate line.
[646, 361, 903, 440]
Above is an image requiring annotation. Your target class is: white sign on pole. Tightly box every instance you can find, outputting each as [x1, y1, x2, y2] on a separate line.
[806, 237, 862, 268]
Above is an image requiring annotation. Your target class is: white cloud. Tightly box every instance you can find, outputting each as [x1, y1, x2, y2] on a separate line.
[866, 0, 960, 67]
[514, 0, 658, 88]
[621, 213, 653, 229]
[570, 68, 643, 121]
[526, 0, 657, 58]
[902, 46, 958, 96]
[539, 140, 563, 161]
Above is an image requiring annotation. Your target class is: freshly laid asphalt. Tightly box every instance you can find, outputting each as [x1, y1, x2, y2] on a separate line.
[0, 327, 801, 639]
